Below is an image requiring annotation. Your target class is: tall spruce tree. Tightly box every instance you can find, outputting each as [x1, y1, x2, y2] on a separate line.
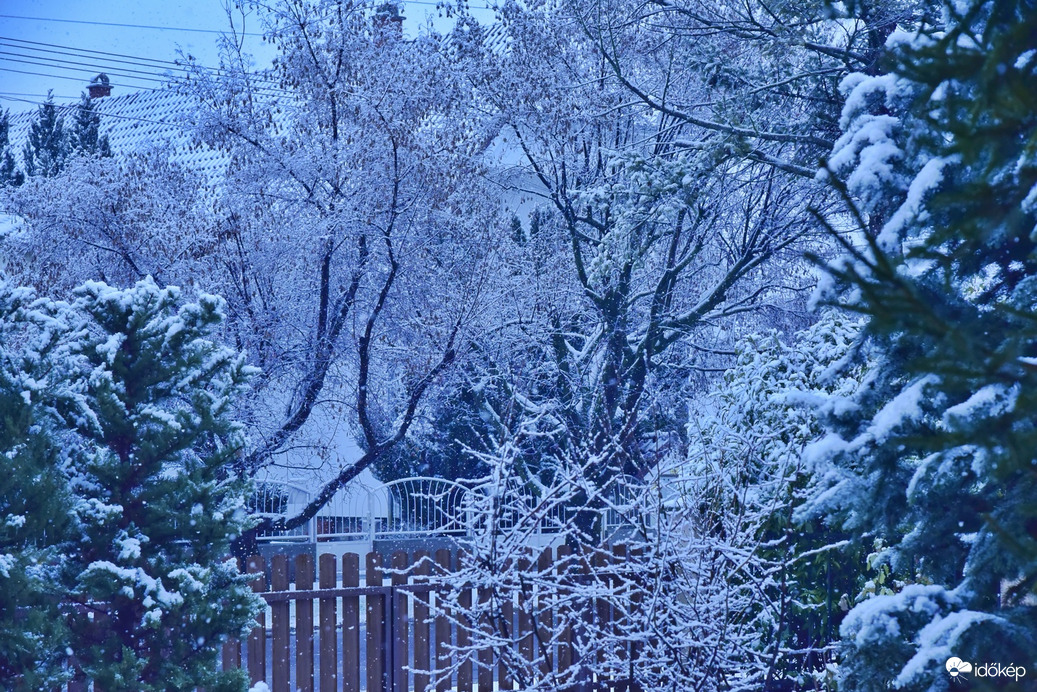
[70, 94, 111, 158]
[22, 94, 69, 178]
[62, 279, 258, 691]
[808, 1, 1037, 689]
[0, 284, 77, 689]
[0, 279, 260, 690]
[0, 109, 24, 187]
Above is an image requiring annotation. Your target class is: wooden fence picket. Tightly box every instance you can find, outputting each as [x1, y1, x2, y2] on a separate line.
[247, 555, 267, 685]
[593, 549, 609, 690]
[319, 553, 338, 692]
[556, 545, 574, 688]
[413, 551, 431, 692]
[435, 549, 455, 692]
[537, 547, 554, 678]
[612, 544, 629, 692]
[391, 551, 410, 692]
[518, 554, 534, 679]
[455, 568, 473, 692]
[343, 553, 361, 692]
[499, 571, 515, 691]
[628, 546, 644, 692]
[367, 551, 387, 692]
[67, 670, 87, 692]
[576, 548, 594, 692]
[476, 586, 494, 692]
[271, 554, 290, 692]
[213, 546, 641, 692]
[297, 553, 315, 692]
[222, 629, 241, 677]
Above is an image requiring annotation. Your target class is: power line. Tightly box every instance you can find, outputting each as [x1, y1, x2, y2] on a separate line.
[0, 35, 188, 69]
[0, 66, 293, 102]
[0, 91, 80, 99]
[0, 66, 159, 91]
[0, 10, 506, 100]
[0, 51, 296, 99]
[0, 35, 288, 88]
[0, 69, 147, 91]
[0, 37, 303, 97]
[0, 53, 174, 84]
[0, 14, 266, 37]
[0, 59, 289, 98]
[0, 5, 499, 36]
[0, 7, 502, 86]
[0, 50, 283, 92]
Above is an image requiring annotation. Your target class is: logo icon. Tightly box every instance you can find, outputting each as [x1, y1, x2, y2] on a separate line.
[946, 657, 973, 681]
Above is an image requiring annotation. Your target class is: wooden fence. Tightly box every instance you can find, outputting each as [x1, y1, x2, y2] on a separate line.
[226, 547, 638, 692]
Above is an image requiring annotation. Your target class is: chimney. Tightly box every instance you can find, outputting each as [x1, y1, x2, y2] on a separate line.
[87, 73, 112, 99]
[373, 3, 404, 33]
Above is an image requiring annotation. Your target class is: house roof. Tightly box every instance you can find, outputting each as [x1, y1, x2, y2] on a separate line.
[4, 17, 510, 178]
[6, 87, 227, 179]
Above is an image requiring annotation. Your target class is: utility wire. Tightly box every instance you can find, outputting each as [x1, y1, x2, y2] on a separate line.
[0, 4, 489, 34]
[0, 66, 160, 91]
[0, 91, 80, 100]
[0, 36, 312, 97]
[0, 14, 266, 37]
[0, 72, 294, 111]
[0, 9, 504, 101]
[0, 47, 299, 99]
[0, 35, 192, 68]
[0, 54, 294, 99]
[0, 5, 502, 93]
[0, 35, 288, 88]
[0, 53, 174, 84]
[0, 3, 497, 34]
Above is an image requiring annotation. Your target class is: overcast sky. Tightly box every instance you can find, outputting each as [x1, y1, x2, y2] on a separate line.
[0, 1, 492, 113]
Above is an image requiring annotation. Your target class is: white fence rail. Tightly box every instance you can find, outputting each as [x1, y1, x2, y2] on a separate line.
[255, 475, 650, 545]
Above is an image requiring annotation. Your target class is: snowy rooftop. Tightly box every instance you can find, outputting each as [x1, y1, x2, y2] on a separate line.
[6, 86, 227, 179]
[4, 20, 508, 180]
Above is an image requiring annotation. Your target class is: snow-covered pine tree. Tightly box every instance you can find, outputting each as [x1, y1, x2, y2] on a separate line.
[63, 279, 259, 691]
[70, 94, 111, 158]
[0, 109, 24, 187]
[22, 94, 70, 178]
[809, 1, 1037, 688]
[0, 284, 77, 689]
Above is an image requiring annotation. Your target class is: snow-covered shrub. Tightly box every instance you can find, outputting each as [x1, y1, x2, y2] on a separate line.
[443, 441, 787, 692]
[438, 312, 867, 692]
[678, 311, 867, 689]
